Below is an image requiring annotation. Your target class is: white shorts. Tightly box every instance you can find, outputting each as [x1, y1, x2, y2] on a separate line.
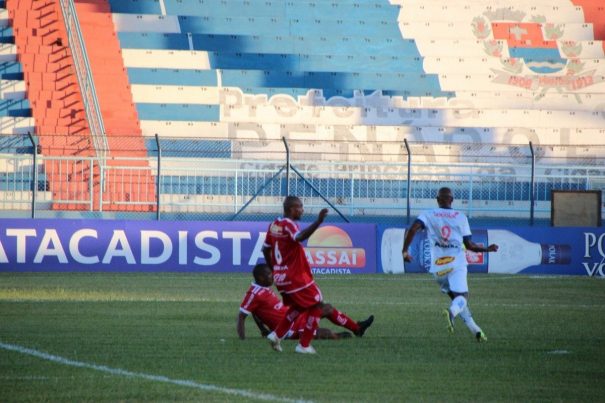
[432, 265, 468, 294]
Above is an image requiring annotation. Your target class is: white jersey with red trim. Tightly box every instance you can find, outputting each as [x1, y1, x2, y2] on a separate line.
[417, 208, 472, 274]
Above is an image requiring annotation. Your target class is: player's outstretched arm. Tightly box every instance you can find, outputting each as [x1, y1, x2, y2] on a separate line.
[237, 312, 247, 340]
[296, 208, 328, 242]
[262, 245, 272, 267]
[464, 238, 499, 253]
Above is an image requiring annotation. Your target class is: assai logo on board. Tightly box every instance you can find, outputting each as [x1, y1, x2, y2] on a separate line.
[305, 225, 366, 274]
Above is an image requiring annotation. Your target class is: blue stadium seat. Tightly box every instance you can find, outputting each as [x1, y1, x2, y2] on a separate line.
[0, 99, 30, 117]
[177, 16, 283, 36]
[177, 15, 402, 37]
[108, 0, 162, 14]
[125, 32, 386, 55]
[146, 138, 231, 158]
[164, 0, 287, 18]
[0, 61, 22, 77]
[118, 32, 190, 50]
[127, 68, 218, 86]
[163, 0, 400, 20]
[136, 103, 220, 121]
[0, 171, 45, 191]
[190, 34, 421, 56]
[0, 26, 13, 44]
[126, 67, 445, 96]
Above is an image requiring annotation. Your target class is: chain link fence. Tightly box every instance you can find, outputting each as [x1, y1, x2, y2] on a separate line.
[0, 133, 603, 225]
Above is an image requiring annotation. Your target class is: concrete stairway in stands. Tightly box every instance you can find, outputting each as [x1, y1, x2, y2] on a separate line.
[75, 0, 155, 212]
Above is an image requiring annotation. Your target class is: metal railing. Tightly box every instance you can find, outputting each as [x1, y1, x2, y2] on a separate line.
[0, 135, 603, 224]
[58, 0, 108, 159]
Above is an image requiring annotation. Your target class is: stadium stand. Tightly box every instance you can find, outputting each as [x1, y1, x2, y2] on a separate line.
[108, 0, 604, 133]
[0, 0, 603, 219]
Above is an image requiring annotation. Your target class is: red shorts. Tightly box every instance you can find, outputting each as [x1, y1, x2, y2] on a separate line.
[281, 282, 323, 310]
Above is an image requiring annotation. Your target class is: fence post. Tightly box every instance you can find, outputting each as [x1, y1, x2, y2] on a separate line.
[155, 133, 161, 220]
[234, 164, 238, 214]
[529, 141, 535, 226]
[282, 136, 290, 196]
[99, 163, 104, 212]
[404, 138, 411, 224]
[89, 159, 94, 211]
[26, 132, 37, 218]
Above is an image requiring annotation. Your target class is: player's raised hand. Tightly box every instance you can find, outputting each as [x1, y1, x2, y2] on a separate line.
[487, 244, 499, 252]
[318, 208, 329, 222]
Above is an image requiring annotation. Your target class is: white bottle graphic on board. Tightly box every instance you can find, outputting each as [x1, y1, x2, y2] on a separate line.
[380, 228, 571, 274]
[484, 229, 571, 274]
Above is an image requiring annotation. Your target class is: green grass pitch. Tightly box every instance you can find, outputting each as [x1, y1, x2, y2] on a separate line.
[1, 273, 604, 402]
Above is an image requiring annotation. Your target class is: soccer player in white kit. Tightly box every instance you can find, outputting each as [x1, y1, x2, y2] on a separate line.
[402, 187, 498, 342]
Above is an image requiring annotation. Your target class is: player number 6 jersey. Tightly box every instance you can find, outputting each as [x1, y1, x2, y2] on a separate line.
[264, 217, 314, 294]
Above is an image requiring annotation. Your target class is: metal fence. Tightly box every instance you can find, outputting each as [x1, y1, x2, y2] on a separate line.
[0, 134, 603, 225]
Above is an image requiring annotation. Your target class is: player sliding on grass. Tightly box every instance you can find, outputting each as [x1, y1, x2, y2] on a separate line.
[262, 196, 374, 354]
[402, 187, 498, 342]
[238, 263, 369, 340]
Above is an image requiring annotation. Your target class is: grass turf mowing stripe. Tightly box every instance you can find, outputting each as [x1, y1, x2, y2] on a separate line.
[0, 341, 311, 403]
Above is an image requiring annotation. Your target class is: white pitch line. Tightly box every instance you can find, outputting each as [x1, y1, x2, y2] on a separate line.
[0, 342, 311, 403]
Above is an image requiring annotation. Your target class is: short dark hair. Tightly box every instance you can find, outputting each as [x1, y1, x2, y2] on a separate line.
[252, 263, 271, 282]
[283, 195, 301, 212]
[437, 187, 452, 198]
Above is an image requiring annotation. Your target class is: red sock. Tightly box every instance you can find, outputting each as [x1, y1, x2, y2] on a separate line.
[299, 306, 322, 348]
[274, 307, 300, 339]
[328, 308, 360, 333]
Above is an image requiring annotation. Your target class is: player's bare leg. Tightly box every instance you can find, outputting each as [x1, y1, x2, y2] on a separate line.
[445, 294, 466, 332]
[458, 304, 486, 342]
[448, 291, 486, 341]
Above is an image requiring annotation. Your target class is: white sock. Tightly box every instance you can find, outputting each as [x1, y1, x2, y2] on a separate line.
[459, 305, 482, 335]
[449, 296, 467, 318]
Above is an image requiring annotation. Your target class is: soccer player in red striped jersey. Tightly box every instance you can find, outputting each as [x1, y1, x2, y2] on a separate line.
[262, 196, 374, 354]
[237, 264, 352, 340]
